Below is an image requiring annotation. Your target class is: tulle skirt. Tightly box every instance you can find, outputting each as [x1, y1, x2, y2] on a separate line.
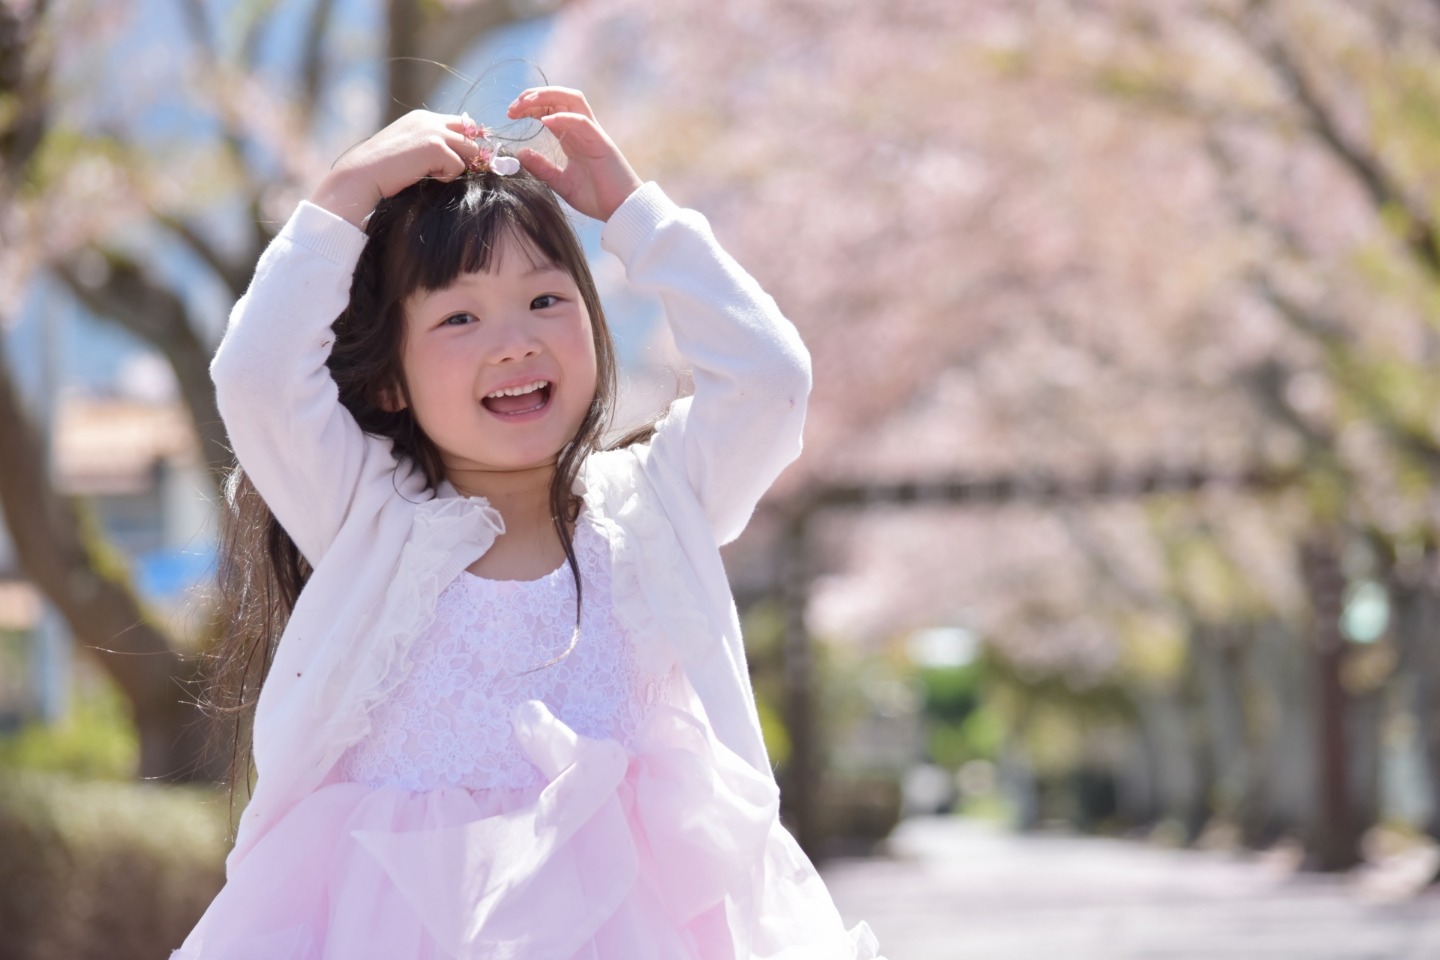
[173, 697, 881, 959]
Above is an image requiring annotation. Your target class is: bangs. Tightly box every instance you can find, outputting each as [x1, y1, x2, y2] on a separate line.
[379, 173, 576, 302]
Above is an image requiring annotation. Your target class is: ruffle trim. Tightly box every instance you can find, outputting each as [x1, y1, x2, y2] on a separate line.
[583, 453, 706, 681]
[314, 495, 505, 771]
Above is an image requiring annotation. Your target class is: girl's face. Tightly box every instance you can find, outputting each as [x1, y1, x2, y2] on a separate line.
[393, 231, 599, 482]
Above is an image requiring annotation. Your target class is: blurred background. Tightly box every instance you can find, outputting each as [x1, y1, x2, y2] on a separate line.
[4, 0, 1440, 957]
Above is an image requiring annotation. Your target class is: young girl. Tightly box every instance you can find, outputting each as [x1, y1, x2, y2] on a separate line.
[174, 87, 882, 959]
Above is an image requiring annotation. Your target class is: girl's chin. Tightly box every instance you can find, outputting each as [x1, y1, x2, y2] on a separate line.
[440, 452, 565, 481]
[436, 420, 588, 480]
[448, 458, 558, 477]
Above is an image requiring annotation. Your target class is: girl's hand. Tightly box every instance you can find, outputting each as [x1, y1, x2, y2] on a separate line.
[506, 87, 643, 222]
[310, 111, 485, 228]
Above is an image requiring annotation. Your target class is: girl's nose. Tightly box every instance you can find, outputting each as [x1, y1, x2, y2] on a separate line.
[488, 315, 542, 363]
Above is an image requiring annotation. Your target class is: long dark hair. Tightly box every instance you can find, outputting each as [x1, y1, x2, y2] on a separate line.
[204, 167, 624, 805]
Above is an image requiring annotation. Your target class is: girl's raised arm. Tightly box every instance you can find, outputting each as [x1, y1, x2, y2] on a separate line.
[511, 89, 810, 544]
[212, 113, 487, 565]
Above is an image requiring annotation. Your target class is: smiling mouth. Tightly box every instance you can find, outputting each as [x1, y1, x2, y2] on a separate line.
[481, 380, 552, 416]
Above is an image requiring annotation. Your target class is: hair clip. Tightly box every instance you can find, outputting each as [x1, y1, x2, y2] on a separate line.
[461, 113, 520, 177]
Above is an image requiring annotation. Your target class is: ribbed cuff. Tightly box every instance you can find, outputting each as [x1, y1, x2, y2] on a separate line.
[600, 182, 676, 264]
[281, 201, 371, 267]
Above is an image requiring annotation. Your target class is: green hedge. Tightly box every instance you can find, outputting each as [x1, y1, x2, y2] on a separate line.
[0, 772, 228, 960]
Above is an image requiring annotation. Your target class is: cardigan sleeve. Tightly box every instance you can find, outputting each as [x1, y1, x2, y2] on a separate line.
[601, 184, 811, 545]
[211, 201, 410, 566]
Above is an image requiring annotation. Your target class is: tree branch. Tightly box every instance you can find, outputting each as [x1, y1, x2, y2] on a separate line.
[157, 213, 252, 300]
[239, 0, 279, 76]
[53, 255, 232, 492]
[176, 0, 214, 60]
[0, 0, 52, 194]
[1235, 1, 1440, 277]
[299, 0, 339, 127]
[1254, 278, 1440, 474]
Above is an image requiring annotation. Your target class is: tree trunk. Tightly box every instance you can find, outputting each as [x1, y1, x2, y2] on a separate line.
[1299, 534, 1360, 871]
[1236, 620, 1302, 849]
[1392, 542, 1440, 881]
[386, 0, 426, 123]
[779, 508, 822, 859]
[0, 327, 225, 781]
[1180, 626, 1217, 843]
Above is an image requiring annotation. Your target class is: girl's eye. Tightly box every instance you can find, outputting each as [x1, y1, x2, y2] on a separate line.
[530, 294, 562, 310]
[441, 312, 477, 327]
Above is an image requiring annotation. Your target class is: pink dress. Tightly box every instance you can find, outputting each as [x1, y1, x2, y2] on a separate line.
[176, 514, 880, 959]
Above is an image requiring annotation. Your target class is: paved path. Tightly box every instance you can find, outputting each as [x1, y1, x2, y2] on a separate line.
[821, 817, 1440, 960]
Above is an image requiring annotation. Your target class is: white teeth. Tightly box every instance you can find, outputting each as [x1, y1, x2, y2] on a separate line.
[485, 379, 549, 399]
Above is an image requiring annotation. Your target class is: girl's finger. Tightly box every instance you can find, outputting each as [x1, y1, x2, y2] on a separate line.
[508, 86, 596, 122]
[442, 131, 489, 175]
[537, 112, 611, 157]
[428, 144, 470, 183]
[445, 129, 484, 158]
[515, 146, 564, 187]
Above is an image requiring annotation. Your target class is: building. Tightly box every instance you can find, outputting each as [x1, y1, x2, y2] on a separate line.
[0, 392, 213, 728]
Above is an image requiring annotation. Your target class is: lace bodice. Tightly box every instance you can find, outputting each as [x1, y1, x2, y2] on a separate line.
[339, 514, 676, 792]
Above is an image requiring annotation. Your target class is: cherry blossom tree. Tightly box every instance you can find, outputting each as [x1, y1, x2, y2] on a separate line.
[542, 0, 1440, 867]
